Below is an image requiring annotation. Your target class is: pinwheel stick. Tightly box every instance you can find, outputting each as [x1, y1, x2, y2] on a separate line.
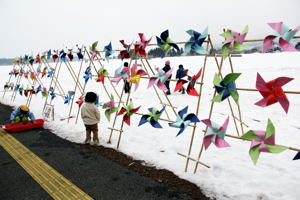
[243, 36, 300, 43]
[65, 61, 84, 93]
[236, 88, 300, 94]
[177, 152, 210, 168]
[49, 61, 67, 103]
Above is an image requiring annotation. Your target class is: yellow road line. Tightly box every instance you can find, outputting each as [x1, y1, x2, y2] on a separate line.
[0, 128, 93, 200]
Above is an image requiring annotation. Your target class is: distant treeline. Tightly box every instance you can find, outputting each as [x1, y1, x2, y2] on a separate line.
[1, 42, 299, 66]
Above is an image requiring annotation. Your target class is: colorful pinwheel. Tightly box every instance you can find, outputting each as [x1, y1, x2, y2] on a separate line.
[156, 30, 180, 57]
[76, 96, 84, 108]
[241, 119, 288, 165]
[119, 40, 132, 60]
[76, 45, 84, 60]
[117, 101, 141, 126]
[35, 85, 41, 94]
[41, 67, 48, 78]
[52, 51, 58, 62]
[41, 87, 48, 97]
[184, 27, 208, 55]
[174, 68, 202, 96]
[96, 67, 108, 83]
[67, 49, 74, 61]
[30, 72, 37, 80]
[29, 56, 35, 66]
[147, 67, 172, 91]
[129, 61, 147, 91]
[83, 66, 92, 84]
[102, 95, 118, 121]
[212, 73, 241, 104]
[59, 50, 67, 62]
[220, 26, 249, 59]
[255, 73, 293, 113]
[90, 41, 100, 59]
[293, 152, 300, 160]
[138, 106, 165, 128]
[111, 65, 130, 84]
[35, 54, 41, 63]
[168, 106, 200, 136]
[49, 87, 56, 100]
[47, 50, 51, 60]
[64, 91, 75, 104]
[134, 33, 151, 57]
[19, 85, 23, 96]
[263, 22, 300, 52]
[47, 68, 54, 78]
[202, 117, 230, 150]
[103, 42, 115, 62]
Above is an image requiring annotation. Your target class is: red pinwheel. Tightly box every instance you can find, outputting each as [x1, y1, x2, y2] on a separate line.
[117, 101, 141, 126]
[76, 96, 84, 108]
[255, 73, 293, 113]
[119, 40, 132, 60]
[174, 68, 202, 96]
[134, 33, 151, 57]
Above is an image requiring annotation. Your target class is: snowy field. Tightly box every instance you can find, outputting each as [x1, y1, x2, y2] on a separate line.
[1, 52, 300, 200]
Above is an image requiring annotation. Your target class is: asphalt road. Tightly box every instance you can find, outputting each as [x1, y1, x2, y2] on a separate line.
[0, 103, 193, 200]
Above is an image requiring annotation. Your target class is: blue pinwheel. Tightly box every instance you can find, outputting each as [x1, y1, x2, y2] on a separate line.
[49, 87, 56, 100]
[64, 91, 75, 104]
[212, 73, 241, 104]
[47, 68, 54, 77]
[76, 45, 84, 60]
[184, 27, 208, 55]
[35, 85, 42, 94]
[59, 50, 67, 62]
[293, 152, 300, 160]
[138, 106, 165, 128]
[83, 66, 92, 84]
[47, 50, 51, 60]
[103, 42, 115, 62]
[156, 30, 180, 57]
[168, 106, 200, 136]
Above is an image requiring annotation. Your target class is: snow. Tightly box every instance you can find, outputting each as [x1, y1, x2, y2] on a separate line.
[1, 52, 300, 200]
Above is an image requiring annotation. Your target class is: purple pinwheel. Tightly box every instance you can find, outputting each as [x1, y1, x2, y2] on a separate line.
[111, 65, 130, 84]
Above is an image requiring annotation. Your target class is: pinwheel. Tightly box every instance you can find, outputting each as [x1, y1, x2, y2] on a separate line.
[111, 65, 130, 84]
[255, 73, 293, 113]
[96, 67, 108, 83]
[147, 67, 173, 91]
[67, 49, 74, 61]
[119, 40, 132, 60]
[90, 41, 100, 59]
[41, 52, 47, 61]
[83, 66, 92, 84]
[174, 68, 202, 96]
[138, 106, 165, 128]
[76, 95, 84, 108]
[156, 30, 180, 57]
[29, 56, 35, 66]
[64, 91, 75, 104]
[24, 71, 29, 79]
[41, 87, 48, 97]
[24, 89, 29, 97]
[76, 45, 84, 60]
[14, 84, 20, 92]
[47, 68, 54, 78]
[4, 82, 9, 90]
[41, 67, 48, 78]
[47, 50, 51, 60]
[220, 25, 249, 59]
[241, 119, 288, 165]
[35, 85, 42, 94]
[263, 22, 300, 52]
[293, 152, 300, 160]
[129, 61, 147, 91]
[36, 66, 41, 73]
[184, 27, 208, 55]
[30, 72, 37, 80]
[24, 55, 29, 64]
[35, 54, 41, 63]
[134, 33, 151, 57]
[202, 117, 230, 150]
[49, 87, 56, 100]
[117, 101, 141, 126]
[59, 50, 67, 62]
[168, 106, 200, 136]
[19, 86, 23, 96]
[102, 95, 118, 121]
[19, 68, 24, 77]
[212, 73, 241, 104]
[103, 42, 115, 62]
[52, 52, 58, 62]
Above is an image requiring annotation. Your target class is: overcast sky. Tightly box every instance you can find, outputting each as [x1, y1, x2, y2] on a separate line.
[0, 0, 299, 58]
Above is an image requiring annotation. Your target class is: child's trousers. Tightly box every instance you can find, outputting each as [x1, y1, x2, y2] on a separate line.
[84, 124, 99, 143]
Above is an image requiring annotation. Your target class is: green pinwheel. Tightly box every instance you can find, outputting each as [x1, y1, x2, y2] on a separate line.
[212, 73, 241, 104]
[117, 101, 141, 126]
[102, 95, 118, 121]
[138, 106, 165, 128]
[241, 119, 288, 165]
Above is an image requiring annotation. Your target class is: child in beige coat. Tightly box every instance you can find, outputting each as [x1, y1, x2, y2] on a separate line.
[81, 92, 100, 145]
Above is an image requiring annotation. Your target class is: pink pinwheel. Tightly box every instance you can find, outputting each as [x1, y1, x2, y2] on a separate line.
[263, 22, 300, 52]
[220, 26, 249, 59]
[202, 117, 230, 150]
[90, 41, 100, 59]
[147, 67, 173, 91]
[134, 33, 152, 57]
[102, 95, 118, 121]
[129, 61, 147, 91]
[35, 54, 41, 63]
[255, 73, 293, 113]
[241, 119, 288, 165]
[111, 65, 130, 84]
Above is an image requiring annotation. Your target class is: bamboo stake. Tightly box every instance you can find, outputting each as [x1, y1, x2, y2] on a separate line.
[236, 88, 300, 94]
[65, 61, 84, 93]
[50, 61, 64, 105]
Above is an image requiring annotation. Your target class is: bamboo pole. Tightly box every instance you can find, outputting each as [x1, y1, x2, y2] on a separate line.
[183, 35, 211, 172]
[65, 61, 84, 93]
[50, 61, 64, 105]
[236, 88, 300, 94]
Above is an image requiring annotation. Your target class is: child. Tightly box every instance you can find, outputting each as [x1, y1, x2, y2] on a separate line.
[123, 62, 131, 93]
[81, 92, 100, 145]
[176, 64, 187, 94]
[10, 105, 36, 124]
[162, 60, 172, 95]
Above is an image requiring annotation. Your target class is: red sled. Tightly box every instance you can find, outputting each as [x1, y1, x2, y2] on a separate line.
[2, 119, 44, 132]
